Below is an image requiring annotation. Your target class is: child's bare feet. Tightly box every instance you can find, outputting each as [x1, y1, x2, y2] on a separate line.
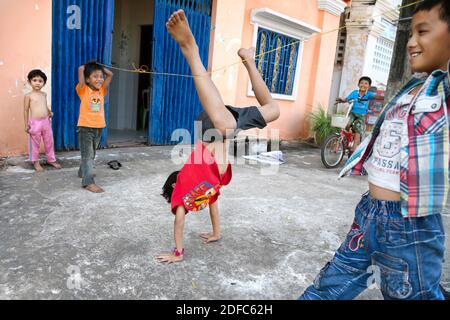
[33, 162, 44, 173]
[166, 10, 197, 51]
[238, 47, 256, 64]
[84, 184, 104, 193]
[48, 162, 62, 169]
[199, 232, 221, 244]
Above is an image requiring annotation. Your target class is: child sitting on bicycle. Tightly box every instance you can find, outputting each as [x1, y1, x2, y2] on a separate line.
[336, 77, 382, 151]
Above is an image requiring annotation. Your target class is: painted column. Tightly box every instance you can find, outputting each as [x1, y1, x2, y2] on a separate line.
[339, 0, 398, 97]
[338, 0, 373, 98]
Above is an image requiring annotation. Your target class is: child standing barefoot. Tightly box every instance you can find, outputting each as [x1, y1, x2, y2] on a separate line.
[76, 61, 113, 193]
[24, 70, 61, 172]
[156, 10, 279, 264]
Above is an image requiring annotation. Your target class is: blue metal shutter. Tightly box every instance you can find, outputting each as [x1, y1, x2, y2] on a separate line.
[52, 0, 114, 150]
[150, 0, 212, 145]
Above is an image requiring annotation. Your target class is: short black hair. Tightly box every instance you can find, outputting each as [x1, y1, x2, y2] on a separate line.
[358, 76, 372, 86]
[414, 0, 450, 30]
[27, 69, 47, 84]
[83, 61, 105, 80]
[161, 171, 180, 203]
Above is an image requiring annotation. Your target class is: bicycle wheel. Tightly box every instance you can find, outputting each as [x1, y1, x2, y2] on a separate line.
[321, 134, 345, 169]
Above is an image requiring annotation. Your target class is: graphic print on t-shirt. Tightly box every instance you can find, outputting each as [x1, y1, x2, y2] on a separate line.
[376, 122, 403, 159]
[182, 181, 221, 212]
[374, 99, 409, 161]
[368, 95, 413, 177]
[89, 92, 102, 112]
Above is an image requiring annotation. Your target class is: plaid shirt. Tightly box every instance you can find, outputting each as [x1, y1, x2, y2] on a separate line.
[339, 68, 450, 218]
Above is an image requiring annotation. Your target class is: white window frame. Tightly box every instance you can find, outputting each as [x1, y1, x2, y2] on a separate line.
[317, 0, 347, 16]
[249, 8, 321, 101]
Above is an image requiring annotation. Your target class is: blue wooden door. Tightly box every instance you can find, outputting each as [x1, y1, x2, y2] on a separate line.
[150, 0, 212, 145]
[52, 0, 114, 150]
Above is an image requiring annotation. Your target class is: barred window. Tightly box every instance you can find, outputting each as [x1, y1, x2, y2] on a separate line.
[255, 27, 301, 97]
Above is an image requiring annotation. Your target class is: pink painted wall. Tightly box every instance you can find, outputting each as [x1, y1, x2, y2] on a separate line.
[0, 0, 52, 157]
[211, 0, 343, 140]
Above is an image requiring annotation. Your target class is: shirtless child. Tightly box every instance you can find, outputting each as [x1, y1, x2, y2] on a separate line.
[24, 69, 61, 172]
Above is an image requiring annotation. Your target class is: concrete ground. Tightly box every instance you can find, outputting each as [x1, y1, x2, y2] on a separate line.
[0, 141, 448, 300]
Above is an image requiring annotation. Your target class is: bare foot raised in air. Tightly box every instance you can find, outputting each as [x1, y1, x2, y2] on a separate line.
[238, 47, 256, 65]
[166, 10, 197, 51]
[33, 161, 44, 173]
[84, 184, 104, 193]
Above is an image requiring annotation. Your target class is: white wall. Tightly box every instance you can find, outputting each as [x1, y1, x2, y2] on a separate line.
[338, 28, 369, 98]
[109, 0, 154, 130]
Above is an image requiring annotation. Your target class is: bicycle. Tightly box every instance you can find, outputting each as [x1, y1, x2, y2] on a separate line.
[320, 100, 364, 169]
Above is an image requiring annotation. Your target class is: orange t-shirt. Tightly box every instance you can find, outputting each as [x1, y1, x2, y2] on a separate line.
[76, 84, 107, 128]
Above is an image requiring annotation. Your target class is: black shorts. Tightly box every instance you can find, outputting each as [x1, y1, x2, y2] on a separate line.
[196, 105, 267, 142]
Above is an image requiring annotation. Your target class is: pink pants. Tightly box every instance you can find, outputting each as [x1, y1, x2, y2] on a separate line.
[28, 117, 56, 163]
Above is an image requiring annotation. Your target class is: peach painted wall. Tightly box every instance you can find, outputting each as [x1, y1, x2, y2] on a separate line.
[211, 0, 343, 140]
[0, 0, 52, 157]
[209, 0, 248, 105]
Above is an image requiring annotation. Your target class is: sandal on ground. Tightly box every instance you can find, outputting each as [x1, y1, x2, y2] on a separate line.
[107, 160, 122, 170]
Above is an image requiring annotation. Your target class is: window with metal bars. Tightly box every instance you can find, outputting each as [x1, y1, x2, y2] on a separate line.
[255, 27, 301, 97]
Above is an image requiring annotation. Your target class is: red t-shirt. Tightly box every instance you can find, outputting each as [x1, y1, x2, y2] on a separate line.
[171, 142, 232, 214]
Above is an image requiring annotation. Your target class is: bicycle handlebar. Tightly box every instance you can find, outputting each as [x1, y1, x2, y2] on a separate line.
[335, 99, 355, 106]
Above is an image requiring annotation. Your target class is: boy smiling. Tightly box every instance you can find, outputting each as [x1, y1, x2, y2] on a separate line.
[300, 0, 450, 300]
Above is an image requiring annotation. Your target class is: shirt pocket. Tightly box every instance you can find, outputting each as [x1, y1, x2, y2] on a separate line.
[371, 252, 412, 299]
[412, 95, 446, 135]
[412, 95, 442, 114]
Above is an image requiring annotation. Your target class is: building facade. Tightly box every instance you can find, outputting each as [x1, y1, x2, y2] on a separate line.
[329, 0, 399, 107]
[0, 0, 347, 157]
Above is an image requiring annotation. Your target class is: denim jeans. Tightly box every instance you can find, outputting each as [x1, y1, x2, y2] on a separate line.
[78, 127, 102, 187]
[299, 193, 446, 300]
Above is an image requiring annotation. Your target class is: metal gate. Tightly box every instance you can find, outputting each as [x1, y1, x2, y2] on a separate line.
[52, 0, 114, 150]
[150, 0, 212, 145]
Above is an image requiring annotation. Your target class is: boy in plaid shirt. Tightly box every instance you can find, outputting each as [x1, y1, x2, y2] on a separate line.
[300, 0, 450, 300]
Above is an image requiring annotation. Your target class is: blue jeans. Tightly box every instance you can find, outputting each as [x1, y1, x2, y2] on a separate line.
[299, 193, 446, 300]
